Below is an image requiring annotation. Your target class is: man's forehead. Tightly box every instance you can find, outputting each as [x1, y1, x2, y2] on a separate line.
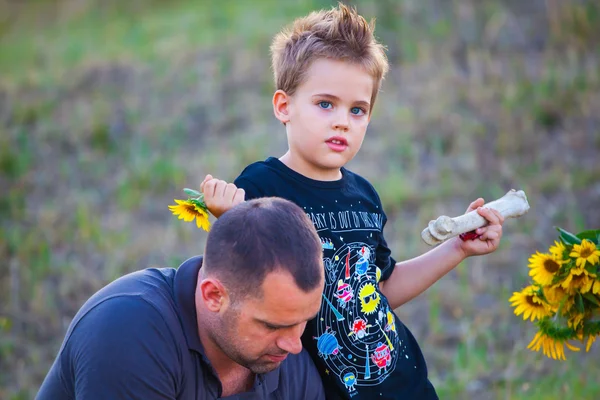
[242, 271, 322, 320]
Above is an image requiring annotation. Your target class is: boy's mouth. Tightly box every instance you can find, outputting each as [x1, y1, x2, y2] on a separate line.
[326, 136, 348, 152]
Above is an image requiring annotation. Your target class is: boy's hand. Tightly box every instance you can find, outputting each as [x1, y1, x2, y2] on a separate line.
[200, 174, 245, 218]
[456, 198, 504, 258]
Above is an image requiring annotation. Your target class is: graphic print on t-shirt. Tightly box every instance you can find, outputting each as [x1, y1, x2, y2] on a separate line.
[315, 240, 406, 394]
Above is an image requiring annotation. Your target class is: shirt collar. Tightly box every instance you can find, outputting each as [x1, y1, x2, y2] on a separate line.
[174, 255, 206, 354]
[174, 255, 281, 394]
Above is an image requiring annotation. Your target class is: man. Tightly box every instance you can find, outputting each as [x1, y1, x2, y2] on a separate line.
[37, 198, 326, 399]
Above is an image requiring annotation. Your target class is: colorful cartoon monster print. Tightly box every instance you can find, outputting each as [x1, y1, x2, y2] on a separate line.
[371, 342, 391, 373]
[348, 318, 371, 340]
[314, 242, 400, 390]
[385, 308, 397, 334]
[340, 368, 358, 392]
[322, 237, 334, 250]
[354, 246, 370, 281]
[358, 282, 380, 315]
[315, 328, 342, 360]
[335, 279, 354, 308]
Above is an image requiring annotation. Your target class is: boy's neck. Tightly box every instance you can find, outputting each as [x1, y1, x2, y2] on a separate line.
[279, 152, 342, 181]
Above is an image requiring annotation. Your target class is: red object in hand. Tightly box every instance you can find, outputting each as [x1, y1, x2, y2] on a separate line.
[459, 231, 481, 241]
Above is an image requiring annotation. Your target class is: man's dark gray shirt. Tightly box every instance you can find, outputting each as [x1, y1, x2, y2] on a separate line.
[37, 256, 325, 399]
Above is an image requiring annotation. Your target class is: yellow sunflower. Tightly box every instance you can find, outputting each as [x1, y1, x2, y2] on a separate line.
[527, 331, 580, 360]
[509, 286, 553, 321]
[569, 239, 600, 268]
[194, 207, 211, 231]
[561, 268, 595, 293]
[567, 312, 586, 330]
[528, 251, 565, 286]
[549, 240, 567, 260]
[542, 285, 572, 314]
[586, 334, 598, 352]
[168, 199, 211, 232]
[593, 280, 600, 295]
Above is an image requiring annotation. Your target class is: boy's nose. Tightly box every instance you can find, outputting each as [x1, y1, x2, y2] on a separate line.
[332, 112, 349, 131]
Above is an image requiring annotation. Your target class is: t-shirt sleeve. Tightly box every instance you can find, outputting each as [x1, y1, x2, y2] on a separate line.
[234, 175, 264, 201]
[280, 349, 326, 399]
[37, 296, 181, 400]
[376, 231, 397, 282]
[376, 208, 397, 282]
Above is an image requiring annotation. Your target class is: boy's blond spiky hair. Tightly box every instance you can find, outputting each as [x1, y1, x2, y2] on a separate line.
[270, 3, 389, 111]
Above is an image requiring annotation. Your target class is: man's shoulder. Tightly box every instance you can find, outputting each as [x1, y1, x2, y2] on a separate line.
[67, 268, 180, 342]
[82, 268, 177, 313]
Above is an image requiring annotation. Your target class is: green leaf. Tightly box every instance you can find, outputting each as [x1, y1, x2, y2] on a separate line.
[575, 292, 585, 314]
[556, 227, 582, 245]
[183, 188, 201, 197]
[576, 229, 600, 244]
[582, 292, 600, 307]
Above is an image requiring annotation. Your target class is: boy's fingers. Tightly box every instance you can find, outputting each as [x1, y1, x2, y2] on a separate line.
[203, 179, 217, 198]
[214, 180, 227, 198]
[466, 198, 484, 213]
[479, 226, 501, 241]
[477, 207, 504, 225]
[223, 183, 238, 203]
[200, 174, 213, 193]
[232, 188, 245, 204]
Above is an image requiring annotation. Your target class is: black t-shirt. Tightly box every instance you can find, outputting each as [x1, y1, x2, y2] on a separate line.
[235, 158, 438, 400]
[37, 256, 325, 400]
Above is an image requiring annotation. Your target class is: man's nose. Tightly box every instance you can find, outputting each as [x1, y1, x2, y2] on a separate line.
[276, 327, 304, 355]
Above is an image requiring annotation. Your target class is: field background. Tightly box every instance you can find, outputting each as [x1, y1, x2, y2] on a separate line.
[1, 0, 599, 399]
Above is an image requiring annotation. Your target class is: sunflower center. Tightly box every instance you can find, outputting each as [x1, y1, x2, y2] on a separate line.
[580, 248, 592, 258]
[572, 274, 585, 285]
[543, 259, 560, 273]
[526, 295, 539, 307]
[184, 204, 196, 212]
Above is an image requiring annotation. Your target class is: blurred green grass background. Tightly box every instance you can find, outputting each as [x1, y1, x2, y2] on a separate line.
[1, 0, 599, 399]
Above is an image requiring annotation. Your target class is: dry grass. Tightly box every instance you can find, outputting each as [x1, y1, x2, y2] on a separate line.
[1, 0, 599, 398]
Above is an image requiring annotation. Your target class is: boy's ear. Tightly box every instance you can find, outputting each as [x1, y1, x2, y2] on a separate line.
[273, 90, 291, 124]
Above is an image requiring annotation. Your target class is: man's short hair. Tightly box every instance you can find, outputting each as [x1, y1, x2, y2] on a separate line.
[270, 2, 389, 112]
[203, 197, 323, 300]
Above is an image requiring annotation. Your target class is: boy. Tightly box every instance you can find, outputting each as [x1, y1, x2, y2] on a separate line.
[200, 4, 504, 399]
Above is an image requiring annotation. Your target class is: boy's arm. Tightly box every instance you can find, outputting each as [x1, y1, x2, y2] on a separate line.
[379, 199, 504, 310]
[200, 174, 246, 218]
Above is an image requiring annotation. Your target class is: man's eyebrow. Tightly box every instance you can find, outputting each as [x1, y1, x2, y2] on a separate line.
[312, 93, 370, 108]
[257, 312, 319, 329]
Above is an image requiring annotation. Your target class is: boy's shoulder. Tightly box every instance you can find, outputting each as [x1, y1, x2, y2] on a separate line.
[234, 157, 382, 204]
[236, 158, 277, 180]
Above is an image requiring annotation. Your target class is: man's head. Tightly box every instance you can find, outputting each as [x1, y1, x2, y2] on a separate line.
[197, 197, 324, 374]
[270, 4, 389, 180]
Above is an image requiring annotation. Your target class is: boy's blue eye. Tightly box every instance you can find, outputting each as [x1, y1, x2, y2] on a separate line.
[351, 107, 365, 115]
[319, 101, 332, 109]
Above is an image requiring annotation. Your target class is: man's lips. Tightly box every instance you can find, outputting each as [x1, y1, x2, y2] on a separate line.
[265, 354, 288, 363]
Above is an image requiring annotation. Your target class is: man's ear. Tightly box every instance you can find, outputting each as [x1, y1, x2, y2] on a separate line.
[273, 89, 291, 124]
[199, 278, 229, 312]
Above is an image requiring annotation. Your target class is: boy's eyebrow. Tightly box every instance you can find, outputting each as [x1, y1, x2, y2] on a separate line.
[313, 93, 370, 109]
